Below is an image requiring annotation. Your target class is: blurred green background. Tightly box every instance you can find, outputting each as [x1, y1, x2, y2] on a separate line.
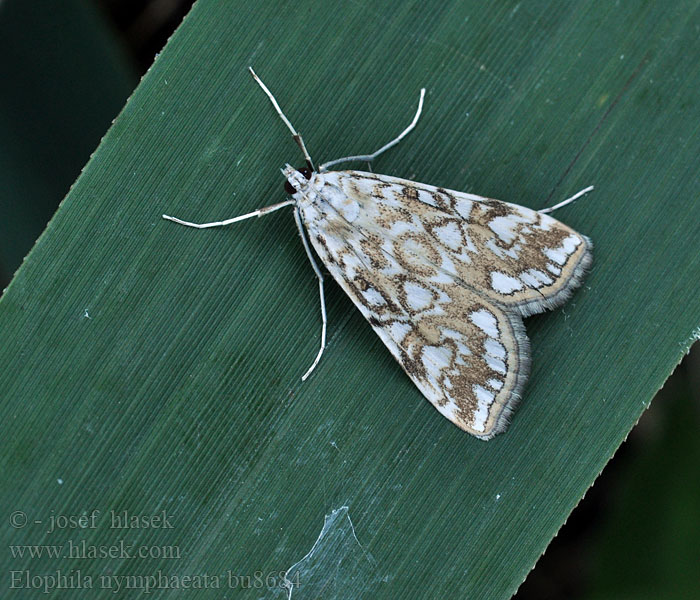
[1, 1, 697, 598]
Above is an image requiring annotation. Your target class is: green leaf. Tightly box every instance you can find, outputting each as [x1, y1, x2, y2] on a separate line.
[1, 1, 698, 598]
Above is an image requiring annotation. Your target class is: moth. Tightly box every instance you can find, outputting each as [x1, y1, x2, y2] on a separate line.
[164, 68, 593, 440]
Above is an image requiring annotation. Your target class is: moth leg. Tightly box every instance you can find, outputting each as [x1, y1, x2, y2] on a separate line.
[294, 207, 327, 381]
[539, 186, 594, 214]
[320, 88, 426, 172]
[162, 199, 296, 228]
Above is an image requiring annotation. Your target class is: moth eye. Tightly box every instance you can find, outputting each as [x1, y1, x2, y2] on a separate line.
[300, 167, 312, 180]
[284, 180, 297, 194]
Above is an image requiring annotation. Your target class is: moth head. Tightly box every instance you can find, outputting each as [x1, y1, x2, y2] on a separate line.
[282, 164, 313, 195]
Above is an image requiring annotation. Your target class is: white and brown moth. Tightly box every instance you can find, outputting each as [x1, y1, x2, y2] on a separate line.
[164, 69, 593, 440]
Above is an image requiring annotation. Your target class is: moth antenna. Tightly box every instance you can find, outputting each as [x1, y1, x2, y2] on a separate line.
[320, 88, 425, 172]
[539, 186, 594, 214]
[249, 67, 315, 172]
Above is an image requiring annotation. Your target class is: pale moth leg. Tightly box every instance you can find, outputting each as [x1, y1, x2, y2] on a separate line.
[163, 196, 326, 381]
[294, 207, 327, 381]
[162, 199, 295, 228]
[539, 186, 594, 214]
[161, 198, 326, 381]
[320, 89, 426, 172]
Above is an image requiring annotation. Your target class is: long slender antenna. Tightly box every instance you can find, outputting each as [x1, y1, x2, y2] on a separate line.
[320, 88, 425, 172]
[249, 67, 315, 172]
[539, 185, 594, 214]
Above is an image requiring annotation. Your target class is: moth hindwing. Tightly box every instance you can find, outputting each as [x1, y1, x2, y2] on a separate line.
[163, 68, 592, 440]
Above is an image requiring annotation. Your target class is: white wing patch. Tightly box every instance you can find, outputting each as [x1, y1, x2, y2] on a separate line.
[297, 170, 591, 439]
[469, 309, 499, 338]
[490, 272, 524, 294]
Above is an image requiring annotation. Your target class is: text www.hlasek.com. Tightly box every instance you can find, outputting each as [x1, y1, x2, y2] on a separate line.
[9, 539, 180, 560]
